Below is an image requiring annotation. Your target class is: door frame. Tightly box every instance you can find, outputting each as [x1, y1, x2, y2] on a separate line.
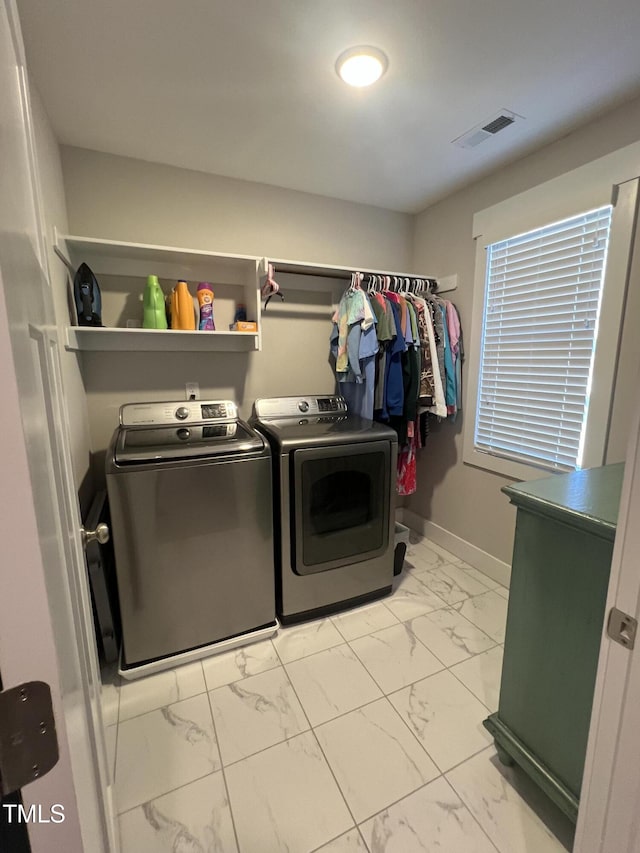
[0, 2, 114, 850]
[0, 264, 92, 851]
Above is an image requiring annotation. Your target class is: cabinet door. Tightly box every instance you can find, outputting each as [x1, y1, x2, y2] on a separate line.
[500, 509, 612, 796]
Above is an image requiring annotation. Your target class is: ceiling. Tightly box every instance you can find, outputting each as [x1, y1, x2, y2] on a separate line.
[17, 0, 640, 213]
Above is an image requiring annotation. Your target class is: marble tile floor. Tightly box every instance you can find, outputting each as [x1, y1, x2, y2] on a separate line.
[102, 534, 575, 853]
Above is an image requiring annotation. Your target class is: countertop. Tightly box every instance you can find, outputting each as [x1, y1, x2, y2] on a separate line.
[502, 463, 624, 541]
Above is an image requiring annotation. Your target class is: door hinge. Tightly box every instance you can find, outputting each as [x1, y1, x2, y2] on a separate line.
[607, 607, 638, 650]
[0, 681, 59, 795]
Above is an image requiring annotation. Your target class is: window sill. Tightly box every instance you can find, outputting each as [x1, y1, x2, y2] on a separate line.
[462, 446, 568, 484]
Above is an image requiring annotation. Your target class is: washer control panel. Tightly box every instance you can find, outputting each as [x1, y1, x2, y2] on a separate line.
[254, 396, 347, 420]
[120, 400, 238, 426]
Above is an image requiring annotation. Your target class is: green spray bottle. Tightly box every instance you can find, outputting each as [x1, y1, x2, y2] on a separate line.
[143, 275, 168, 329]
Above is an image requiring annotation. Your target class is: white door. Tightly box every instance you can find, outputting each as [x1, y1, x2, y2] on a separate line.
[0, 2, 115, 850]
[574, 380, 640, 851]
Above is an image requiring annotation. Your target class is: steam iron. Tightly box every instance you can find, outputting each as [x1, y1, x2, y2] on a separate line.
[74, 262, 103, 326]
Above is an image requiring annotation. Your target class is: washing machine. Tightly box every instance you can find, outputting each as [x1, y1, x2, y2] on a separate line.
[106, 399, 277, 677]
[252, 395, 397, 623]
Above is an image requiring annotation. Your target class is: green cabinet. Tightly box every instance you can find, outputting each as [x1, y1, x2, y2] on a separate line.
[484, 464, 623, 822]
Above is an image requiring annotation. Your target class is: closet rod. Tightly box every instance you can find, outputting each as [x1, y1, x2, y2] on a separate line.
[279, 269, 360, 282]
[270, 260, 457, 294]
[275, 268, 439, 286]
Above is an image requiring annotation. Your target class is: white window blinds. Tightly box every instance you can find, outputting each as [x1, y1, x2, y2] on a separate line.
[475, 205, 613, 472]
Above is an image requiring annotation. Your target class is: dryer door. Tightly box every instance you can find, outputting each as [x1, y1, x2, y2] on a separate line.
[291, 440, 391, 575]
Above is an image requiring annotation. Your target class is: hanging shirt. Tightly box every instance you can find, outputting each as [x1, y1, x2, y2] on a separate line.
[424, 304, 447, 418]
[332, 289, 366, 374]
[371, 293, 393, 414]
[409, 295, 435, 405]
[384, 299, 406, 418]
[440, 304, 457, 413]
[346, 321, 363, 381]
[397, 295, 414, 346]
[445, 300, 461, 417]
[341, 322, 378, 418]
[427, 295, 447, 396]
[332, 293, 378, 361]
[452, 304, 464, 415]
[398, 303, 420, 435]
[371, 292, 394, 341]
[407, 302, 421, 392]
[362, 293, 376, 330]
[445, 301, 461, 361]
[408, 301, 419, 342]
[330, 320, 362, 382]
[330, 292, 379, 418]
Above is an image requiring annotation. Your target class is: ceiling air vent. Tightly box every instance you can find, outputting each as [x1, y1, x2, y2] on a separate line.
[453, 109, 524, 149]
[483, 114, 515, 134]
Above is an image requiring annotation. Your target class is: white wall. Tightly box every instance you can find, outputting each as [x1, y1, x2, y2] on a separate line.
[60, 147, 414, 461]
[62, 147, 413, 268]
[409, 93, 640, 565]
[30, 88, 93, 503]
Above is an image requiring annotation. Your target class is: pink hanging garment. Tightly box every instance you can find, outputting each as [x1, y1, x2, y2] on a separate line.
[397, 426, 418, 496]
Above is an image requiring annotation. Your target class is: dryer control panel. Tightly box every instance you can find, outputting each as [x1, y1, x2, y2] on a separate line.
[120, 400, 238, 426]
[254, 396, 347, 420]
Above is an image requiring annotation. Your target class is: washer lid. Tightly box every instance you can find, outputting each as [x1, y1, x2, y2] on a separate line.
[114, 420, 264, 464]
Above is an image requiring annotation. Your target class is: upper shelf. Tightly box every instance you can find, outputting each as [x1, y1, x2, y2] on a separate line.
[55, 233, 260, 285]
[66, 327, 259, 353]
[54, 232, 263, 353]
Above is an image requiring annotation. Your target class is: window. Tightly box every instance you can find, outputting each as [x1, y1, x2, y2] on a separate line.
[474, 206, 613, 473]
[464, 150, 638, 482]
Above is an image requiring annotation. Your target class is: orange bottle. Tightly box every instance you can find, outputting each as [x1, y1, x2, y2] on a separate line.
[170, 281, 196, 330]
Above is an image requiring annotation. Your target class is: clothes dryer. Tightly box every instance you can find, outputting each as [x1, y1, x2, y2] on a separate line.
[252, 395, 397, 623]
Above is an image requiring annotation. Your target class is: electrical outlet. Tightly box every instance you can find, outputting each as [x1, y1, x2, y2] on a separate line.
[186, 382, 200, 400]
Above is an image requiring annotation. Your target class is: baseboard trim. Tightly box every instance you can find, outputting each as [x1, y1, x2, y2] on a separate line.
[400, 509, 511, 588]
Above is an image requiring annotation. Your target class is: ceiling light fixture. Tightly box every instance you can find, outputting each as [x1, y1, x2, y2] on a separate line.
[336, 46, 388, 88]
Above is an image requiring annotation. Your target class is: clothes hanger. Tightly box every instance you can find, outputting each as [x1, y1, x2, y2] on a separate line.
[348, 272, 363, 292]
[262, 263, 285, 311]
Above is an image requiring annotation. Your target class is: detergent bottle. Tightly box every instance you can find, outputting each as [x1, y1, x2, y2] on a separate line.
[197, 282, 215, 330]
[171, 280, 196, 330]
[142, 275, 168, 329]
